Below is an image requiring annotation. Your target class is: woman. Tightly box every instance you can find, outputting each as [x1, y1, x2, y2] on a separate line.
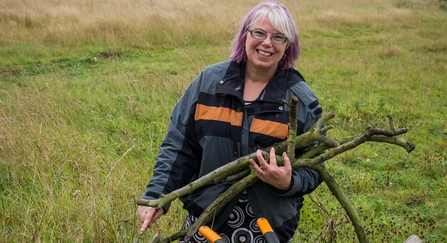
[138, 1, 323, 242]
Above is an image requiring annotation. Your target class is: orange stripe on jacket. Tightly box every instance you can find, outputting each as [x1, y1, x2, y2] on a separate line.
[250, 118, 288, 140]
[195, 104, 243, 126]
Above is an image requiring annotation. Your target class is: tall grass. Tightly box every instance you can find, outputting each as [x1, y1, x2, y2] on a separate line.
[1, 0, 446, 242]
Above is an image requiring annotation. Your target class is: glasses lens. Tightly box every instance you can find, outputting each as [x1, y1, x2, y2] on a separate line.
[250, 30, 265, 40]
[272, 35, 287, 44]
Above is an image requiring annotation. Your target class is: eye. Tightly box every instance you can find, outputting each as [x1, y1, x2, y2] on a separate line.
[272, 35, 287, 42]
[253, 30, 267, 38]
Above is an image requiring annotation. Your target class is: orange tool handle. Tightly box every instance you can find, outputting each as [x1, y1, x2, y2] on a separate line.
[257, 218, 280, 243]
[198, 226, 225, 243]
[257, 217, 274, 234]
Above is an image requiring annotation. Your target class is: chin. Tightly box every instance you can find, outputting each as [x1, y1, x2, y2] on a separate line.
[252, 60, 277, 69]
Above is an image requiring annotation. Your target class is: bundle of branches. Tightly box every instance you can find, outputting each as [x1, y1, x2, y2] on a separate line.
[136, 96, 415, 243]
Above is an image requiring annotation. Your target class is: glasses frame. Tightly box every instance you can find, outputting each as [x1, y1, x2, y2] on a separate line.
[247, 29, 288, 44]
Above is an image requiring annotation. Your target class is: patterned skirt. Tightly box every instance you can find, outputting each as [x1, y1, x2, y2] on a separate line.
[179, 190, 266, 243]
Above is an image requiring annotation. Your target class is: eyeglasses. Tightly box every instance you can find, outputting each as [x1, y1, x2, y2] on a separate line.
[247, 29, 287, 44]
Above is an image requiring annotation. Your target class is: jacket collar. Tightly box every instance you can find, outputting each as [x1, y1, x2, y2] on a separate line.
[216, 61, 292, 103]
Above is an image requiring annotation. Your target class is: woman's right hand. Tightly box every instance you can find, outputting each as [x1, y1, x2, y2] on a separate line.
[137, 206, 164, 233]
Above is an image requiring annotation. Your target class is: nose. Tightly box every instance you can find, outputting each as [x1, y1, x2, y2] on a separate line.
[262, 36, 272, 46]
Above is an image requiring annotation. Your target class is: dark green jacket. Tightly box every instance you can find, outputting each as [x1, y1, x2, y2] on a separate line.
[142, 60, 323, 242]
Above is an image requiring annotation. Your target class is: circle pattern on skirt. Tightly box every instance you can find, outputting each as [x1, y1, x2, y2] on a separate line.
[231, 228, 254, 243]
[226, 206, 245, 228]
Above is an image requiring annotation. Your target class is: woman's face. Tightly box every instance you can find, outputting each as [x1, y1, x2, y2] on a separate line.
[245, 17, 288, 72]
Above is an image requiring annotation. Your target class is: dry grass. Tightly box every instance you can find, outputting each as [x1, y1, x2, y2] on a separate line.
[1, 0, 446, 242]
[1, 0, 250, 47]
[0, 0, 433, 48]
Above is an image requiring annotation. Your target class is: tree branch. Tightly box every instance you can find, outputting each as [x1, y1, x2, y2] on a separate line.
[136, 108, 415, 243]
[312, 164, 369, 243]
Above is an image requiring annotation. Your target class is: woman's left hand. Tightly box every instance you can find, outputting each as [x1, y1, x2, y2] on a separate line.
[249, 147, 292, 191]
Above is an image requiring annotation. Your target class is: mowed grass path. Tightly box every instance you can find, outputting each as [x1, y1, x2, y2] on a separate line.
[1, 0, 446, 242]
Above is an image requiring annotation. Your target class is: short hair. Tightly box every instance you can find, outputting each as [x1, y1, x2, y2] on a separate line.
[230, 1, 300, 69]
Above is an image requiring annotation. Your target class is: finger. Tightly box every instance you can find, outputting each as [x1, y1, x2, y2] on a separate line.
[140, 215, 152, 232]
[138, 206, 151, 223]
[137, 206, 146, 222]
[138, 206, 161, 233]
[140, 219, 151, 233]
[152, 208, 164, 224]
[257, 149, 269, 168]
[249, 158, 262, 173]
[255, 167, 265, 179]
[269, 147, 277, 167]
[282, 152, 291, 170]
[249, 156, 265, 179]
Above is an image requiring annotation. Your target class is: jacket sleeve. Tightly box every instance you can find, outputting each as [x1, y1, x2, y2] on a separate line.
[141, 72, 205, 212]
[273, 81, 324, 197]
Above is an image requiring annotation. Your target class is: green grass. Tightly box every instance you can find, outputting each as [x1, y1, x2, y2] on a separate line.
[1, 0, 447, 242]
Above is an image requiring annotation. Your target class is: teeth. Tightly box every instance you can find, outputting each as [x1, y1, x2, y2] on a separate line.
[258, 50, 272, 56]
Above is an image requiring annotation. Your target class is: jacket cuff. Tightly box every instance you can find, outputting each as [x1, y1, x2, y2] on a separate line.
[270, 177, 297, 197]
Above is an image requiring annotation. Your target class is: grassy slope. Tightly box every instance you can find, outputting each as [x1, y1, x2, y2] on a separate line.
[1, 0, 446, 242]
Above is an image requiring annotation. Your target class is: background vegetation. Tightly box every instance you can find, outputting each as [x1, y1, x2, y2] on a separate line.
[1, 0, 446, 242]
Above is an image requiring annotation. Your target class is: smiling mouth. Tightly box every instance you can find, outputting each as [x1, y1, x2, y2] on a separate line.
[257, 50, 272, 57]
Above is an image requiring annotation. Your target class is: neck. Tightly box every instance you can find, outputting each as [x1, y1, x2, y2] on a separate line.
[245, 63, 277, 84]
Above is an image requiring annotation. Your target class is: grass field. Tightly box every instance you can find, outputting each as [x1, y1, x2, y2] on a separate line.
[1, 0, 446, 242]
